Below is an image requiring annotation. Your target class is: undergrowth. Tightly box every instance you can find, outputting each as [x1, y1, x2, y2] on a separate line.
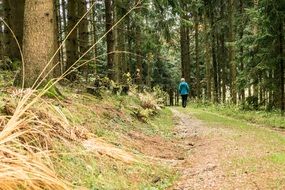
[0, 85, 177, 190]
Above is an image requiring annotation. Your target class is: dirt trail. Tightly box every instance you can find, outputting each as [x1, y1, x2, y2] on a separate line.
[169, 108, 285, 190]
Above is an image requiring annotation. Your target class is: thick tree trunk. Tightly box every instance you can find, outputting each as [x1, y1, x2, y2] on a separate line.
[105, 0, 115, 80]
[20, 0, 56, 88]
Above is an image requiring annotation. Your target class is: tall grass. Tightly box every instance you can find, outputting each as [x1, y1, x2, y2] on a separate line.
[0, 1, 142, 189]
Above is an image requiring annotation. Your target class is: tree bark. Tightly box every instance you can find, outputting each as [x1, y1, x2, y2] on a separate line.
[210, 2, 219, 103]
[78, 0, 89, 78]
[105, 0, 115, 80]
[180, 4, 191, 86]
[91, 0, 97, 75]
[279, 20, 284, 115]
[0, 0, 4, 61]
[204, 15, 212, 100]
[194, 13, 200, 98]
[20, 0, 57, 87]
[239, 0, 245, 102]
[66, 0, 78, 81]
[228, 0, 237, 104]
[3, 0, 25, 60]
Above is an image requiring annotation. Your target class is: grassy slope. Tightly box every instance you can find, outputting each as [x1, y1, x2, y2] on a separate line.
[178, 105, 285, 189]
[47, 90, 177, 190]
[0, 67, 179, 190]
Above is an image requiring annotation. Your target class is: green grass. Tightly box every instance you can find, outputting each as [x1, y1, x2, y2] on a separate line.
[268, 153, 285, 165]
[145, 108, 175, 138]
[188, 102, 285, 129]
[54, 143, 177, 190]
[50, 90, 177, 189]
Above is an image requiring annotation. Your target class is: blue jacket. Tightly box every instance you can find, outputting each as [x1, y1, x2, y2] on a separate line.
[179, 81, 190, 95]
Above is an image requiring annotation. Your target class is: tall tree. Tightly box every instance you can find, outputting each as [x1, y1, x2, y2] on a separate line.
[180, 2, 191, 86]
[228, 0, 237, 103]
[135, 0, 143, 85]
[204, 14, 212, 100]
[209, 0, 219, 103]
[194, 11, 200, 98]
[4, 0, 25, 60]
[105, 0, 115, 80]
[0, 0, 4, 61]
[78, 0, 90, 78]
[66, 0, 78, 81]
[19, 0, 57, 87]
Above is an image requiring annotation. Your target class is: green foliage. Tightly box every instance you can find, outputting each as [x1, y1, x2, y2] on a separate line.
[148, 108, 175, 138]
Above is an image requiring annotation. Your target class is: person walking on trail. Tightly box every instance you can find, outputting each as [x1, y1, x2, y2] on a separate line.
[178, 78, 190, 108]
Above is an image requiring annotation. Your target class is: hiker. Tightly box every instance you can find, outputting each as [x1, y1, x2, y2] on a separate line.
[178, 78, 190, 108]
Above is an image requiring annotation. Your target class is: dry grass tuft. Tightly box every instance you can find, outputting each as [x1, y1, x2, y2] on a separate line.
[0, 91, 74, 189]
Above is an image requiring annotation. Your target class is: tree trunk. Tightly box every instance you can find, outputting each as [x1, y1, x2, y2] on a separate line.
[66, 0, 78, 81]
[220, 34, 227, 103]
[91, 0, 97, 75]
[228, 0, 237, 104]
[210, 3, 219, 103]
[20, 0, 57, 87]
[113, 3, 120, 82]
[239, 0, 245, 102]
[126, 14, 132, 74]
[134, 0, 143, 85]
[105, 0, 115, 80]
[0, 0, 4, 61]
[54, 0, 61, 77]
[279, 20, 284, 115]
[180, 4, 191, 86]
[59, 0, 67, 75]
[194, 13, 200, 98]
[204, 15, 212, 101]
[78, 0, 89, 79]
[3, 0, 24, 61]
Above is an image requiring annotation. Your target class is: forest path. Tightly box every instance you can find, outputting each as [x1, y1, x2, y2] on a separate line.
[168, 108, 285, 190]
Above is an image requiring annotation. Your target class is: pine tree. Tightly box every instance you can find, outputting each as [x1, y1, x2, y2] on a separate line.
[19, 0, 57, 87]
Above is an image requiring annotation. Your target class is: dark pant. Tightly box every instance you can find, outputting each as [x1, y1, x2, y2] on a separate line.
[181, 95, 188, 108]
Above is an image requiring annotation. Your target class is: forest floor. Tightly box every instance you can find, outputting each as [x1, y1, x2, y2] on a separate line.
[1, 76, 285, 189]
[167, 107, 285, 190]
